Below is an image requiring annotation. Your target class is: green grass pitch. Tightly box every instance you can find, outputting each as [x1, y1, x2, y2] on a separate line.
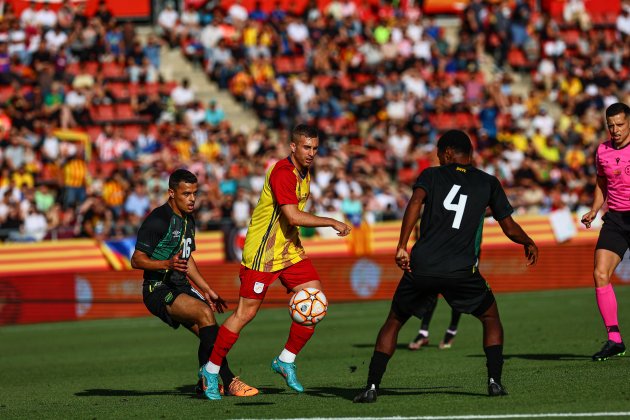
[2, 287, 630, 419]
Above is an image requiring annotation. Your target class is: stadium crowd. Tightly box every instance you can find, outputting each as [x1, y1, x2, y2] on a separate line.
[0, 0, 629, 243]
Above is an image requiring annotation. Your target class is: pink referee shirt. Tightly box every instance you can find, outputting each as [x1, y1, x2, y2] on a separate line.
[596, 140, 630, 212]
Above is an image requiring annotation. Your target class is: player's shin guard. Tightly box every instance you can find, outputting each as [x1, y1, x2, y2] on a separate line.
[596, 284, 623, 343]
[484, 345, 504, 383]
[366, 351, 390, 390]
[209, 325, 239, 367]
[283, 322, 315, 356]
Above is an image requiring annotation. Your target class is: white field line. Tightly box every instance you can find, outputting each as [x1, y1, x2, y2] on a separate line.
[247, 413, 630, 420]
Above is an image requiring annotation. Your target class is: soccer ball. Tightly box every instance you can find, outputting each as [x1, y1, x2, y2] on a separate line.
[288, 288, 328, 326]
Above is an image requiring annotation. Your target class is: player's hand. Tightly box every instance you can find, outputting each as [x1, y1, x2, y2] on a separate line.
[169, 250, 188, 273]
[395, 247, 411, 272]
[524, 243, 538, 266]
[204, 289, 228, 313]
[334, 221, 352, 237]
[580, 210, 597, 229]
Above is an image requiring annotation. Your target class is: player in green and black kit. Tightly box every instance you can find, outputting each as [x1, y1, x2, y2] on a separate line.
[131, 169, 258, 397]
[354, 130, 538, 402]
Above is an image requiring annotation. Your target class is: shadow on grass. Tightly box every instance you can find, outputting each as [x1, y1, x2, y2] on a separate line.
[304, 386, 485, 401]
[353, 343, 437, 350]
[76, 385, 286, 399]
[467, 353, 589, 361]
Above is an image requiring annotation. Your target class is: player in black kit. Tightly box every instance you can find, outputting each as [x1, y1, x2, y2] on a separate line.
[354, 130, 538, 402]
[131, 169, 257, 397]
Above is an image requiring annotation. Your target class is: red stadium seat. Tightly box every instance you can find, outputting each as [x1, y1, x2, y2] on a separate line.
[116, 104, 135, 119]
[91, 105, 115, 122]
[122, 124, 141, 141]
[102, 62, 125, 79]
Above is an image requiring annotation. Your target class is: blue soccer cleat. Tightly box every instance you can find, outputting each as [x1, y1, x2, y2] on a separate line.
[199, 365, 222, 400]
[271, 357, 304, 392]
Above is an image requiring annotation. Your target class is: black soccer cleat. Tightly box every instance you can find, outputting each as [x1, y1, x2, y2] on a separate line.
[488, 378, 508, 397]
[592, 340, 626, 361]
[195, 378, 204, 396]
[353, 385, 377, 403]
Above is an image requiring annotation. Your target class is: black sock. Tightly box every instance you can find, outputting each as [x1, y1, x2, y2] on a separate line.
[449, 311, 462, 331]
[366, 351, 390, 390]
[198, 325, 218, 367]
[484, 345, 503, 382]
[219, 358, 234, 389]
[198, 325, 235, 387]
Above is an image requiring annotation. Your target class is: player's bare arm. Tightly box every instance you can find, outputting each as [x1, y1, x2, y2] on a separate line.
[395, 187, 426, 272]
[279, 203, 351, 236]
[581, 175, 607, 228]
[186, 255, 227, 313]
[131, 249, 188, 273]
[497, 216, 538, 266]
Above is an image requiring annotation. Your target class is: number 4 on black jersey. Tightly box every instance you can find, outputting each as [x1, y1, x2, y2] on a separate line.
[411, 163, 514, 278]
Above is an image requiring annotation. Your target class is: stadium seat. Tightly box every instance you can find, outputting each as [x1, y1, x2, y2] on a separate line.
[122, 124, 141, 141]
[102, 62, 126, 80]
[90, 105, 115, 122]
[116, 104, 135, 120]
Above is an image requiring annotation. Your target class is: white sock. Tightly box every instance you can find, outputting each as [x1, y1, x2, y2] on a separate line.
[278, 349, 296, 364]
[419, 329, 429, 337]
[204, 362, 221, 374]
[446, 329, 457, 336]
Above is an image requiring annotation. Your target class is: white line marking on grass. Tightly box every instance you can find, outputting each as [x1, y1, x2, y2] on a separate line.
[256, 414, 630, 420]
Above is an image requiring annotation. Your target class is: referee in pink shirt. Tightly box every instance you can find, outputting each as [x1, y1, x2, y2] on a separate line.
[582, 102, 630, 361]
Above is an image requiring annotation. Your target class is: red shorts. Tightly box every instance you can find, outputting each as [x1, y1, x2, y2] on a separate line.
[239, 259, 320, 299]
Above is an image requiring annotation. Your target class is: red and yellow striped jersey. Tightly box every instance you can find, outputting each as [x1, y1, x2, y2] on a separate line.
[242, 157, 310, 272]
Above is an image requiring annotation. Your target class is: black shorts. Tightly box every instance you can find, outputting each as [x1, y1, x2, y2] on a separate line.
[142, 281, 206, 329]
[391, 270, 495, 321]
[596, 210, 630, 259]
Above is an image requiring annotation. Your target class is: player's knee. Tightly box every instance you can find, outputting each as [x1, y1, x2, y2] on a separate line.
[593, 268, 611, 287]
[199, 306, 216, 325]
[234, 305, 257, 324]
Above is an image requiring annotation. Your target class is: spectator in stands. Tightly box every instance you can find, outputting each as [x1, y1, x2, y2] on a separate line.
[81, 195, 113, 240]
[35, 2, 57, 32]
[205, 99, 225, 126]
[158, 2, 179, 48]
[170, 77, 195, 109]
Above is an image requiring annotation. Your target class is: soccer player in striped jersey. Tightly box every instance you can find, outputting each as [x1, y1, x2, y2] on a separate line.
[131, 169, 257, 397]
[581, 102, 630, 361]
[199, 124, 352, 400]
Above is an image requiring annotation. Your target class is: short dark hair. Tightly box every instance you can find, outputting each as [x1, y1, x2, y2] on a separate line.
[291, 124, 318, 143]
[437, 130, 473, 155]
[605, 102, 630, 120]
[169, 169, 197, 190]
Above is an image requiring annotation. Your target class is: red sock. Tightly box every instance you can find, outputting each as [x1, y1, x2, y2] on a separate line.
[209, 325, 239, 366]
[284, 322, 315, 355]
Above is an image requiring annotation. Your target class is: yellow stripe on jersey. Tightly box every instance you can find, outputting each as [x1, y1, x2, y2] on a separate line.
[242, 158, 310, 272]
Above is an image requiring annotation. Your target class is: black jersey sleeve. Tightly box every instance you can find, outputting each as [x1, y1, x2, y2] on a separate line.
[135, 210, 168, 256]
[488, 176, 514, 221]
[413, 167, 434, 193]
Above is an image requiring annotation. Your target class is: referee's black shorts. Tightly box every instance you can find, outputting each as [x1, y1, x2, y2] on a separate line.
[596, 210, 630, 259]
[143, 281, 206, 329]
[391, 270, 495, 322]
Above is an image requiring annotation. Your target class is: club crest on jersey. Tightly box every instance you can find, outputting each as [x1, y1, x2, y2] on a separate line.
[253, 282, 265, 294]
[625, 166, 630, 175]
[172, 230, 181, 238]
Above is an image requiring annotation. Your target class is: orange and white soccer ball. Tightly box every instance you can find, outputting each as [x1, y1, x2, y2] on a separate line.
[288, 287, 328, 326]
